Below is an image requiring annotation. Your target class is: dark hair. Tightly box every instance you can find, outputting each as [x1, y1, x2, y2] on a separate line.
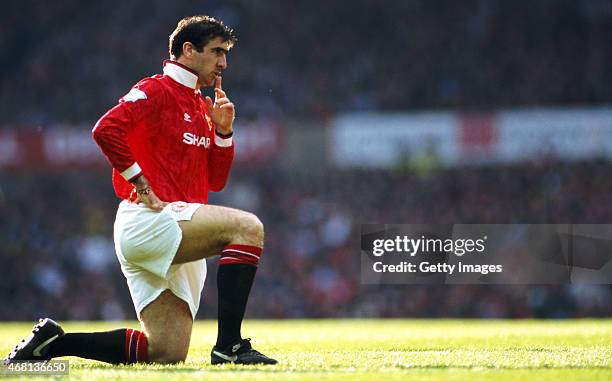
[168, 15, 237, 59]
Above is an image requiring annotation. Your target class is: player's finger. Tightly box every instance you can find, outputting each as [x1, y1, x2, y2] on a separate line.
[138, 190, 165, 212]
[140, 196, 155, 210]
[151, 202, 165, 211]
[149, 197, 165, 211]
[205, 96, 213, 109]
[219, 102, 234, 109]
[140, 197, 156, 211]
[215, 75, 222, 90]
[214, 88, 227, 99]
[215, 97, 230, 106]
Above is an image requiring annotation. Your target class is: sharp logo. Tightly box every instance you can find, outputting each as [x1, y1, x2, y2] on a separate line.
[183, 132, 210, 148]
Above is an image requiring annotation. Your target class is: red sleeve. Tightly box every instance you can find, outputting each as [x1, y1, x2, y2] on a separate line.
[208, 132, 235, 192]
[92, 78, 163, 181]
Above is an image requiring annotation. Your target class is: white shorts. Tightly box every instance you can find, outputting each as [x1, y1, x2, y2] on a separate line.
[113, 200, 206, 319]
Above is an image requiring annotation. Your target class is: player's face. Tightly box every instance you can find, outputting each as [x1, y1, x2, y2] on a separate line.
[191, 37, 231, 87]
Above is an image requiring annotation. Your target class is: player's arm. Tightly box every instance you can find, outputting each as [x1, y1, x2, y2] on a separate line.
[92, 78, 167, 210]
[205, 76, 235, 191]
[208, 131, 235, 191]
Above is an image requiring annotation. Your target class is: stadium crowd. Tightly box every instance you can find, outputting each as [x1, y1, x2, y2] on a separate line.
[1, 0, 611, 125]
[0, 160, 610, 320]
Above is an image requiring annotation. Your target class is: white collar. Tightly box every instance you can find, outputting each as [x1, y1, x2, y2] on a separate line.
[163, 60, 198, 89]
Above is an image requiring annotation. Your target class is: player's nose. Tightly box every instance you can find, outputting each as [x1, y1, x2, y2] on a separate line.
[217, 55, 227, 69]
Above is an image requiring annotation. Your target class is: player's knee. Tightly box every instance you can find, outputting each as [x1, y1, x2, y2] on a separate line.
[237, 212, 264, 246]
[159, 352, 187, 364]
[148, 345, 188, 364]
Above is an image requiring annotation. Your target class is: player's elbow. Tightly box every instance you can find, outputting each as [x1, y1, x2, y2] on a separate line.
[208, 178, 228, 192]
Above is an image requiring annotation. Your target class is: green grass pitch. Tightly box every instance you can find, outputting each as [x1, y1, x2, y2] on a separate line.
[1, 319, 610, 380]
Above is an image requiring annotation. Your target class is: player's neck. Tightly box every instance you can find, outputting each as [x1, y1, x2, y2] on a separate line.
[172, 58, 203, 89]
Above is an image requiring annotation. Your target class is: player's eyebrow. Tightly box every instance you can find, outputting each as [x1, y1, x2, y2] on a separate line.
[211, 46, 230, 54]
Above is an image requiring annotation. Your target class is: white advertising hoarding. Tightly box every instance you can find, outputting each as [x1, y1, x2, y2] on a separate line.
[496, 108, 612, 162]
[330, 112, 459, 168]
[329, 107, 612, 168]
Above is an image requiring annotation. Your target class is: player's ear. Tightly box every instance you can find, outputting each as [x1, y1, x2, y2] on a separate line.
[182, 42, 194, 58]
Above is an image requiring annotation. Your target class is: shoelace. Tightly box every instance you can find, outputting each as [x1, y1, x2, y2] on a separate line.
[239, 339, 267, 357]
[232, 338, 251, 352]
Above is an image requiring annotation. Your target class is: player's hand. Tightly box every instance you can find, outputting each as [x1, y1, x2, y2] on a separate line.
[205, 76, 235, 135]
[132, 175, 168, 212]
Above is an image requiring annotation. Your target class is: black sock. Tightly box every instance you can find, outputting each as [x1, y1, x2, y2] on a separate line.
[48, 329, 129, 364]
[216, 264, 257, 348]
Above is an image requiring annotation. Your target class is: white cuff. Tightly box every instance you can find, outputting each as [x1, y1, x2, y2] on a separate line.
[120, 162, 142, 181]
[215, 134, 233, 147]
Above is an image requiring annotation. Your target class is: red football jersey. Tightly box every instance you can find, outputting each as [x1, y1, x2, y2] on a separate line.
[92, 60, 234, 203]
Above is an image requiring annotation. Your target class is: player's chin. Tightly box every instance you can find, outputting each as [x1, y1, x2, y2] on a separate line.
[205, 74, 218, 87]
[198, 75, 213, 87]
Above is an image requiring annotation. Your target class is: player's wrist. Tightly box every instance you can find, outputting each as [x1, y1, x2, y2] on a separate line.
[215, 129, 233, 138]
[129, 173, 143, 184]
[135, 186, 152, 195]
[131, 174, 149, 190]
[214, 129, 233, 147]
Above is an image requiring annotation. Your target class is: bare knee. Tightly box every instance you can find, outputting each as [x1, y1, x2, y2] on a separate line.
[140, 290, 192, 364]
[175, 206, 264, 262]
[148, 345, 188, 364]
[235, 212, 264, 247]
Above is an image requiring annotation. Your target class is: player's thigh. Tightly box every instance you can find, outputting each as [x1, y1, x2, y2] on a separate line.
[175, 204, 263, 264]
[140, 289, 193, 363]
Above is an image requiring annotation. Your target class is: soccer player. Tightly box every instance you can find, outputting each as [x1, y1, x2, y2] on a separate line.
[5, 15, 276, 366]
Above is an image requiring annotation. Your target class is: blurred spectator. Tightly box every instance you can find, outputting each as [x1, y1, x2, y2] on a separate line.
[1, 160, 611, 320]
[1, 0, 611, 125]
